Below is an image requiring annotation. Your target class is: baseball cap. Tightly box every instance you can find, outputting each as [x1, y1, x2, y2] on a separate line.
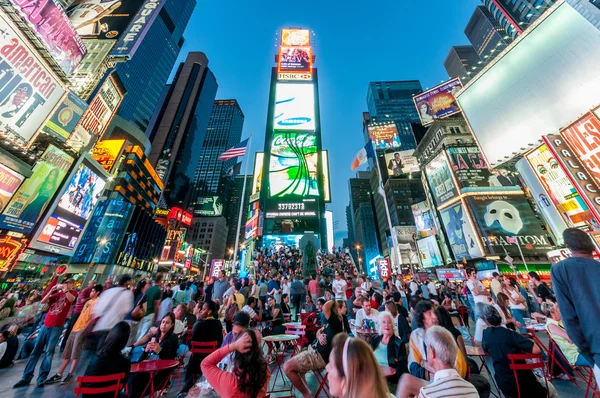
[233, 312, 250, 327]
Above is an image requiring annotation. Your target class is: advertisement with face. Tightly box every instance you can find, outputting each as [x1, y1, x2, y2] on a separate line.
[278, 47, 312, 73]
[36, 164, 106, 250]
[560, 113, 600, 186]
[0, 145, 73, 233]
[446, 146, 519, 190]
[384, 150, 419, 177]
[368, 124, 401, 150]
[274, 83, 315, 131]
[194, 196, 223, 217]
[416, 236, 443, 268]
[425, 153, 458, 206]
[269, 132, 319, 198]
[468, 194, 554, 256]
[0, 15, 66, 147]
[91, 139, 126, 172]
[440, 202, 483, 261]
[413, 78, 462, 126]
[42, 92, 88, 141]
[412, 201, 435, 232]
[525, 144, 591, 228]
[0, 164, 25, 214]
[67, 0, 145, 40]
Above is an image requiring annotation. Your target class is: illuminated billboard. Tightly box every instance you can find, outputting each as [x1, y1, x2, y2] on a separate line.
[269, 132, 319, 197]
[0, 164, 24, 214]
[278, 47, 312, 73]
[11, 0, 87, 75]
[0, 145, 73, 233]
[251, 152, 264, 195]
[368, 124, 401, 149]
[67, 0, 145, 40]
[439, 202, 483, 261]
[560, 113, 600, 186]
[35, 163, 107, 252]
[456, 2, 600, 167]
[274, 83, 315, 131]
[265, 198, 318, 219]
[425, 152, 458, 206]
[194, 197, 223, 217]
[110, 0, 166, 59]
[0, 14, 66, 148]
[322, 151, 331, 203]
[412, 201, 435, 233]
[525, 144, 591, 228]
[384, 150, 419, 177]
[91, 139, 126, 172]
[42, 92, 88, 141]
[168, 207, 192, 227]
[281, 29, 310, 46]
[413, 78, 462, 125]
[416, 236, 443, 268]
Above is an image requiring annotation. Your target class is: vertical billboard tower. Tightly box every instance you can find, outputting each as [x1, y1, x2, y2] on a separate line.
[259, 28, 329, 249]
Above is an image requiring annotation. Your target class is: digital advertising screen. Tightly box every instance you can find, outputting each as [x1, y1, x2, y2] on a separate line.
[274, 83, 315, 131]
[435, 268, 467, 281]
[278, 46, 312, 73]
[368, 124, 401, 149]
[0, 164, 25, 214]
[560, 113, 600, 186]
[416, 236, 443, 268]
[265, 198, 318, 219]
[446, 146, 520, 191]
[251, 152, 264, 195]
[467, 194, 554, 255]
[0, 14, 66, 148]
[91, 139, 126, 172]
[269, 132, 319, 198]
[439, 202, 483, 261]
[194, 197, 223, 217]
[42, 92, 88, 141]
[384, 150, 420, 177]
[425, 152, 458, 206]
[36, 164, 106, 251]
[67, 0, 145, 40]
[0, 145, 73, 233]
[281, 29, 310, 47]
[412, 201, 435, 232]
[321, 151, 331, 202]
[413, 78, 462, 125]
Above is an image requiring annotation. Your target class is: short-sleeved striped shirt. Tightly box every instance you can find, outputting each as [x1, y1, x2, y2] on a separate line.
[418, 368, 479, 398]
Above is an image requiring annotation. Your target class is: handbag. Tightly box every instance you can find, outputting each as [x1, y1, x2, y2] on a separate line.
[130, 294, 146, 321]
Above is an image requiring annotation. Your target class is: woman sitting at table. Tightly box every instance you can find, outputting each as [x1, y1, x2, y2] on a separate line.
[129, 313, 179, 398]
[301, 294, 317, 313]
[481, 305, 559, 398]
[384, 301, 410, 342]
[370, 311, 407, 384]
[541, 301, 592, 367]
[201, 328, 270, 398]
[494, 292, 521, 330]
[327, 333, 394, 398]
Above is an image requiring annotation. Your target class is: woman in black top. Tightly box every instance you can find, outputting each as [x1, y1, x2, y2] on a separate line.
[370, 311, 407, 383]
[129, 313, 179, 398]
[84, 322, 131, 398]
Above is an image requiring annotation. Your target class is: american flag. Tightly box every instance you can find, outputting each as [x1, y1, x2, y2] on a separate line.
[218, 139, 249, 161]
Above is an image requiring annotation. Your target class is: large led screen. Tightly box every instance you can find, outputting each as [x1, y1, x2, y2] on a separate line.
[413, 78, 462, 125]
[439, 202, 483, 261]
[425, 152, 458, 206]
[274, 83, 315, 131]
[269, 132, 319, 198]
[368, 124, 401, 149]
[278, 47, 312, 73]
[416, 236, 443, 268]
[412, 201, 435, 232]
[456, 2, 600, 167]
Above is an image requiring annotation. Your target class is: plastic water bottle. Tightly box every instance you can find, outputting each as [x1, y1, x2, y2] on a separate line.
[148, 337, 160, 361]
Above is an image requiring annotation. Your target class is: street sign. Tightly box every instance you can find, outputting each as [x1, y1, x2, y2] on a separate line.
[505, 255, 514, 265]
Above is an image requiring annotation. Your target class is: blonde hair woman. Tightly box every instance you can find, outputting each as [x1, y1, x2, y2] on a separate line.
[326, 333, 394, 398]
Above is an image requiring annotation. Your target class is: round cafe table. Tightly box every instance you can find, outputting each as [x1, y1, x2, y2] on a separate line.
[283, 321, 302, 327]
[130, 359, 179, 397]
[263, 334, 299, 395]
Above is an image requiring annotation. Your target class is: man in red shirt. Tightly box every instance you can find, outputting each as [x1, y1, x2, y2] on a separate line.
[14, 278, 77, 389]
[307, 274, 319, 303]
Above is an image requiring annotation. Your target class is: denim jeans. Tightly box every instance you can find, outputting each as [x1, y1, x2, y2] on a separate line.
[467, 295, 475, 321]
[21, 325, 62, 384]
[511, 308, 529, 333]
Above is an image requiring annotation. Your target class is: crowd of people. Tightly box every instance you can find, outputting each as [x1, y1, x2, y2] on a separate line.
[0, 227, 596, 397]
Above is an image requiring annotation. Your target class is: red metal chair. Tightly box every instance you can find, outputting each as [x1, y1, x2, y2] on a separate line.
[73, 373, 125, 398]
[285, 324, 306, 353]
[507, 353, 548, 398]
[313, 369, 331, 398]
[191, 340, 219, 355]
[547, 337, 597, 397]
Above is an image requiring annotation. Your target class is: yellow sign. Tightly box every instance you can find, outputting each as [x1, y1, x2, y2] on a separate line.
[281, 29, 310, 47]
[92, 139, 126, 172]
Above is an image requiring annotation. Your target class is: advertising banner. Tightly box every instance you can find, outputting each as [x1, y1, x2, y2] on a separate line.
[281, 29, 310, 46]
[278, 47, 312, 73]
[413, 78, 462, 125]
[0, 145, 73, 233]
[251, 152, 263, 195]
[435, 268, 467, 281]
[0, 164, 25, 214]
[168, 207, 192, 227]
[384, 150, 419, 177]
[36, 164, 106, 251]
[269, 132, 319, 198]
[42, 92, 88, 141]
[368, 124, 401, 149]
[376, 258, 391, 282]
[0, 235, 25, 272]
[265, 198, 318, 219]
[274, 83, 315, 131]
[0, 14, 66, 147]
[194, 196, 223, 217]
[467, 194, 554, 255]
[425, 152, 458, 206]
[439, 202, 483, 261]
[416, 236, 443, 268]
[91, 139, 126, 172]
[67, 0, 145, 40]
[560, 113, 600, 186]
[412, 201, 435, 232]
[12, 0, 87, 75]
[210, 259, 225, 278]
[525, 144, 591, 229]
[110, 0, 166, 59]
[446, 146, 520, 191]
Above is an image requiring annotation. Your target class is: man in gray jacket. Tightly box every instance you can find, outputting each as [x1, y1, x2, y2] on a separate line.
[212, 270, 229, 303]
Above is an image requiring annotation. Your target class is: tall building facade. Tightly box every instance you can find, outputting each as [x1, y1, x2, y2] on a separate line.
[466, 6, 512, 61]
[188, 217, 228, 263]
[223, 175, 253, 252]
[482, 0, 556, 38]
[191, 100, 245, 204]
[366, 81, 422, 133]
[444, 45, 485, 83]
[147, 52, 218, 207]
[115, 0, 196, 132]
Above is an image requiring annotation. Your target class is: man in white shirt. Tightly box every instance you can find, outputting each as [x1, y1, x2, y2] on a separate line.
[427, 280, 439, 302]
[409, 279, 419, 296]
[332, 272, 346, 301]
[91, 275, 134, 349]
[354, 297, 379, 329]
[466, 268, 490, 304]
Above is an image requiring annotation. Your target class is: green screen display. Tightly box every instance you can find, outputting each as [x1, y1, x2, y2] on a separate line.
[269, 132, 319, 197]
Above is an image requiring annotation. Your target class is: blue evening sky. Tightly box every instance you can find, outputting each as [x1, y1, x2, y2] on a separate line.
[172, 0, 480, 246]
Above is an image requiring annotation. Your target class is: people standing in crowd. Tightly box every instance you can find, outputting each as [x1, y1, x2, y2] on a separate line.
[332, 272, 346, 301]
[308, 274, 319, 303]
[14, 278, 77, 389]
[126, 279, 148, 344]
[370, 311, 407, 384]
[173, 282, 187, 305]
[528, 271, 554, 304]
[290, 274, 305, 320]
[490, 272, 503, 302]
[46, 284, 103, 385]
[552, 228, 600, 384]
[212, 270, 229, 304]
[466, 268, 490, 320]
[501, 276, 528, 333]
[137, 273, 164, 340]
[426, 279, 439, 302]
[60, 280, 94, 352]
[360, 275, 372, 295]
[157, 289, 174, 322]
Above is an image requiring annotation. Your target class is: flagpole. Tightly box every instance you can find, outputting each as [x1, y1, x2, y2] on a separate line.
[231, 132, 253, 275]
[372, 142, 401, 276]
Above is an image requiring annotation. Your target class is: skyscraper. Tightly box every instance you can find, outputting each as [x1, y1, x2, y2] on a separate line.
[114, 0, 196, 132]
[348, 171, 380, 267]
[147, 52, 218, 207]
[223, 174, 253, 252]
[482, 0, 556, 38]
[465, 6, 512, 61]
[444, 45, 485, 84]
[366, 80, 422, 129]
[191, 100, 245, 204]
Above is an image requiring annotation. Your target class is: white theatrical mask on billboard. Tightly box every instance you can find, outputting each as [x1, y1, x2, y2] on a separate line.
[484, 200, 524, 235]
[274, 83, 315, 131]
